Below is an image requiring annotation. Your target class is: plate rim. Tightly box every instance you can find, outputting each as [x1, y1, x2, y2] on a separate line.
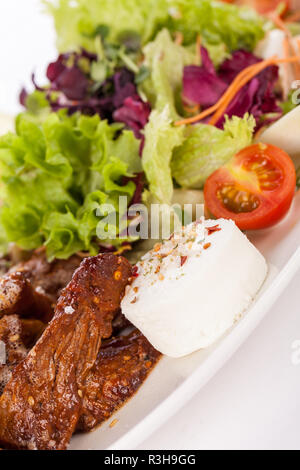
[107, 247, 300, 450]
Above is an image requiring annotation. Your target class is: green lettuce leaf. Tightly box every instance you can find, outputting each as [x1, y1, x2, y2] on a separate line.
[168, 0, 266, 50]
[279, 92, 299, 116]
[44, 0, 170, 52]
[24, 90, 50, 117]
[141, 29, 196, 119]
[0, 111, 141, 259]
[142, 106, 184, 204]
[141, 28, 230, 120]
[171, 114, 256, 189]
[45, 0, 265, 53]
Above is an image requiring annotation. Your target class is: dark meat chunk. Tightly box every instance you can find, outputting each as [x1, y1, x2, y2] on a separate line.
[77, 329, 161, 432]
[0, 252, 82, 323]
[111, 311, 132, 335]
[0, 315, 45, 395]
[0, 254, 132, 450]
[3, 252, 83, 321]
[0, 272, 54, 322]
[10, 251, 83, 307]
[20, 319, 46, 350]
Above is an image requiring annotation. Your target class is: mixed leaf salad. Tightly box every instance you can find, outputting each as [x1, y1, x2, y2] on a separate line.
[0, 0, 299, 260]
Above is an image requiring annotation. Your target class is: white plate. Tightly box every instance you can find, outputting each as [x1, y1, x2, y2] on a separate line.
[70, 193, 300, 450]
[0, 3, 299, 450]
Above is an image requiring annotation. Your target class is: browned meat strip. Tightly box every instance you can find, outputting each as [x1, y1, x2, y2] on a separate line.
[0, 315, 45, 395]
[0, 272, 54, 322]
[77, 329, 161, 432]
[0, 252, 83, 322]
[0, 254, 132, 450]
[10, 251, 83, 308]
[111, 310, 131, 334]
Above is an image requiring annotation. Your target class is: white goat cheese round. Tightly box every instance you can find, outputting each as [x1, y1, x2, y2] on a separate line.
[121, 218, 267, 357]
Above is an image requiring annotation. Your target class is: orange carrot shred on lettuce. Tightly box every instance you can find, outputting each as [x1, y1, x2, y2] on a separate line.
[209, 55, 300, 125]
[183, 104, 200, 114]
[208, 58, 279, 126]
[175, 55, 300, 127]
[175, 57, 276, 126]
[196, 34, 202, 65]
[176, 60, 264, 125]
[269, 11, 300, 79]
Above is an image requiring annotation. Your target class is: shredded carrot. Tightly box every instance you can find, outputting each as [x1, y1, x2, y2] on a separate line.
[196, 34, 202, 65]
[175, 57, 276, 126]
[183, 104, 200, 114]
[290, 46, 300, 80]
[276, 56, 300, 65]
[208, 59, 278, 125]
[175, 55, 300, 127]
[269, 11, 300, 78]
[210, 56, 300, 125]
[269, 11, 291, 32]
[297, 38, 300, 56]
[175, 60, 266, 126]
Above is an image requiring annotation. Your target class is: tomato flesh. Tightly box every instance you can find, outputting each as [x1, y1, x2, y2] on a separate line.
[204, 144, 296, 231]
[218, 184, 261, 213]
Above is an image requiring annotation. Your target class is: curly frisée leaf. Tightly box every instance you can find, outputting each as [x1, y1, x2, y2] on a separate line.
[45, 0, 266, 53]
[171, 114, 256, 189]
[0, 111, 142, 259]
[44, 0, 171, 52]
[168, 0, 266, 50]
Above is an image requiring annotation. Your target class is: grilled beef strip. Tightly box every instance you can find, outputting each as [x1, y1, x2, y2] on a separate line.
[0, 272, 54, 323]
[0, 252, 83, 323]
[0, 254, 132, 450]
[9, 252, 83, 307]
[77, 329, 161, 432]
[0, 315, 45, 395]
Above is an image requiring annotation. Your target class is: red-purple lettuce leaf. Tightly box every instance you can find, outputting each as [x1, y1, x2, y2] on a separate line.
[21, 50, 151, 139]
[183, 46, 227, 108]
[182, 47, 281, 129]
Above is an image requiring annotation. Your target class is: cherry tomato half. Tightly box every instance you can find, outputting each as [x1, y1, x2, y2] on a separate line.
[204, 143, 296, 230]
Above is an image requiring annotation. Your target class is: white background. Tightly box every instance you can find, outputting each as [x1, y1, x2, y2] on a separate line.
[0, 0, 300, 450]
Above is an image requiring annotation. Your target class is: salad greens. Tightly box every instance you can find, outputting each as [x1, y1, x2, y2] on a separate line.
[140, 28, 230, 122]
[0, 111, 141, 259]
[142, 106, 184, 205]
[0, 0, 280, 260]
[142, 29, 196, 120]
[45, 0, 266, 53]
[45, 0, 170, 52]
[171, 114, 256, 189]
[168, 0, 266, 50]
